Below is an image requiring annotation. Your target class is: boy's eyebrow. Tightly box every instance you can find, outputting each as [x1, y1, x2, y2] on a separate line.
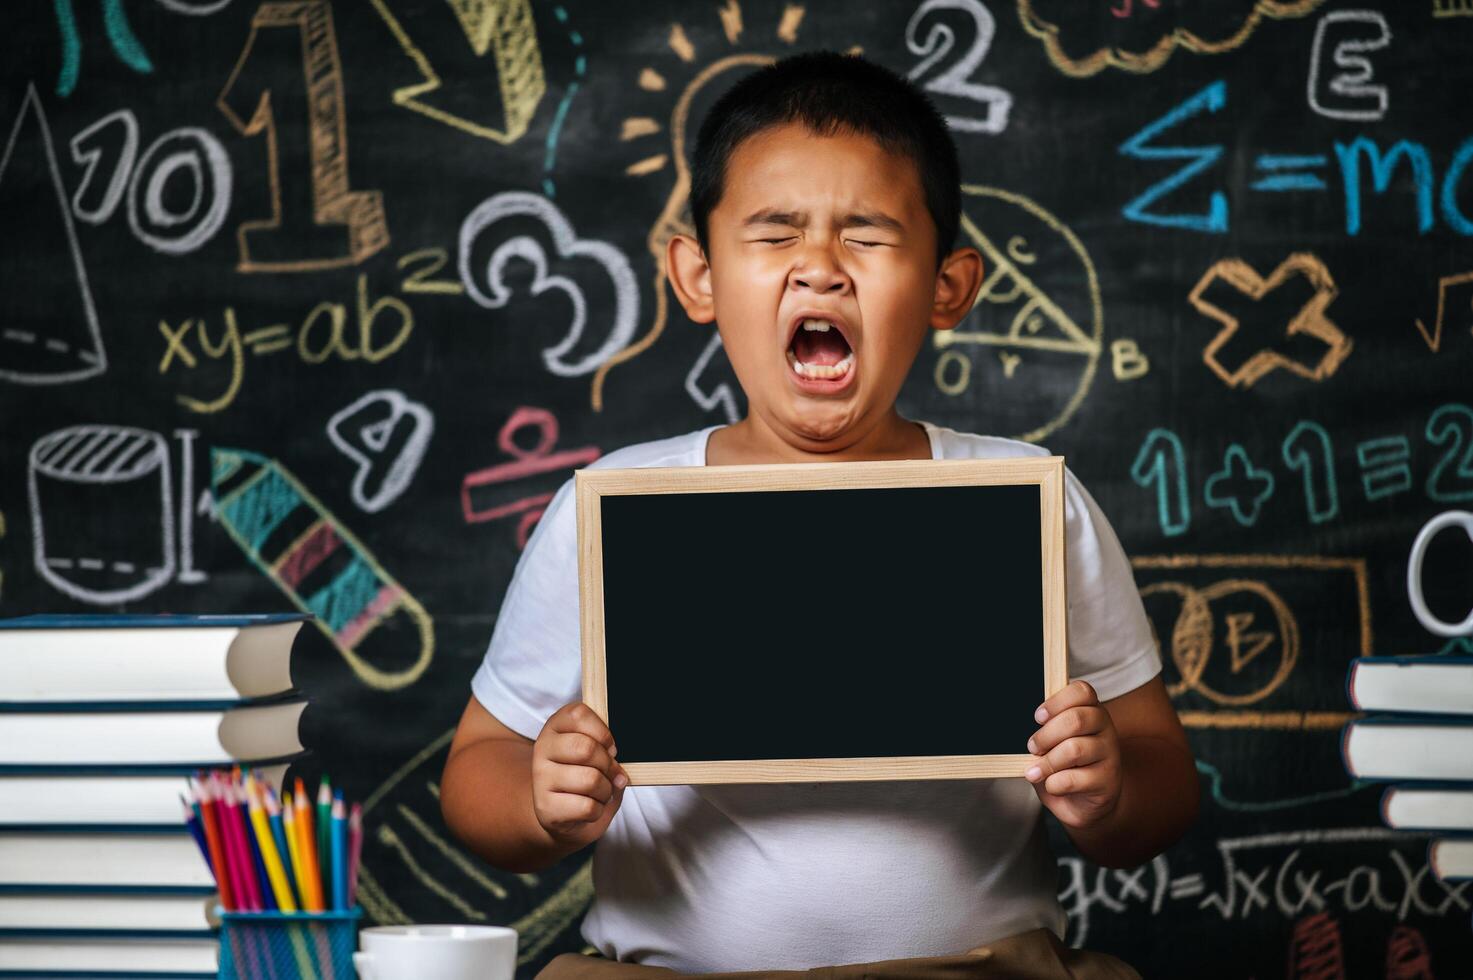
[740, 208, 906, 233]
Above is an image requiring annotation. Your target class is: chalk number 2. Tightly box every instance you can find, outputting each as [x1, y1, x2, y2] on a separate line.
[905, 0, 1012, 135]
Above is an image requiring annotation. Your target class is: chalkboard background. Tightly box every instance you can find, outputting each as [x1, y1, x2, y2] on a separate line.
[3, 1, 1472, 975]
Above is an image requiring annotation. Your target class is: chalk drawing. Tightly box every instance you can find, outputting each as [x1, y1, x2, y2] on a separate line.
[1204, 444, 1275, 527]
[211, 448, 433, 690]
[29, 426, 175, 604]
[457, 191, 637, 378]
[685, 332, 742, 424]
[1188, 253, 1350, 387]
[1281, 421, 1339, 524]
[1355, 436, 1412, 501]
[1118, 80, 1227, 232]
[461, 407, 600, 549]
[1414, 270, 1473, 352]
[1131, 428, 1191, 536]
[904, 0, 1012, 134]
[1019, 0, 1326, 78]
[1307, 11, 1391, 122]
[1109, 339, 1149, 380]
[127, 128, 233, 255]
[175, 429, 208, 585]
[1426, 403, 1473, 503]
[1134, 553, 1371, 730]
[1406, 510, 1473, 637]
[69, 109, 138, 225]
[929, 186, 1103, 442]
[367, 0, 546, 144]
[217, 0, 389, 271]
[326, 390, 434, 514]
[52, 0, 153, 97]
[1, 84, 106, 384]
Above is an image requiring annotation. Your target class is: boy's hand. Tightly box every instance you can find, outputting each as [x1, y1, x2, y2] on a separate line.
[1023, 680, 1122, 830]
[531, 702, 629, 850]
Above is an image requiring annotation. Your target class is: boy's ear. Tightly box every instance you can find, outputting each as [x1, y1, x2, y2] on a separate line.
[929, 246, 985, 331]
[667, 233, 716, 324]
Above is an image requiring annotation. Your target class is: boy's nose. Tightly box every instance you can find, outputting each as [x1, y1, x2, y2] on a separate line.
[790, 258, 851, 295]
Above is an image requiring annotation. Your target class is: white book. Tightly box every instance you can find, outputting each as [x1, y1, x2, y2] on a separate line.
[0, 613, 305, 703]
[0, 764, 288, 825]
[1340, 718, 1473, 781]
[0, 700, 306, 766]
[0, 890, 215, 932]
[1430, 838, 1473, 880]
[0, 831, 213, 888]
[0, 936, 217, 973]
[1382, 785, 1473, 831]
[1347, 656, 1473, 715]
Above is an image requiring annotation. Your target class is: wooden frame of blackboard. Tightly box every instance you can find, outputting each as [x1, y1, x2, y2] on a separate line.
[575, 456, 1068, 785]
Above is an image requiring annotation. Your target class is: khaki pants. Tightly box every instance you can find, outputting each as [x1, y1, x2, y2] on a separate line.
[536, 929, 1140, 980]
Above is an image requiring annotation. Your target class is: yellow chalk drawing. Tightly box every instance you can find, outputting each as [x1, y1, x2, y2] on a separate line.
[593, 0, 825, 409]
[218, 1, 389, 272]
[1414, 270, 1473, 352]
[930, 186, 1103, 443]
[368, 0, 546, 143]
[1018, 0, 1326, 78]
[1134, 554, 1371, 730]
[1434, 0, 1473, 17]
[1188, 252, 1351, 388]
[360, 729, 592, 964]
[1110, 338, 1150, 380]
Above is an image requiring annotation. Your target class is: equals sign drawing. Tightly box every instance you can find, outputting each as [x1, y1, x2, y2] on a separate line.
[244, 324, 292, 356]
[1356, 435, 1412, 500]
[1251, 154, 1329, 192]
[1169, 874, 1204, 900]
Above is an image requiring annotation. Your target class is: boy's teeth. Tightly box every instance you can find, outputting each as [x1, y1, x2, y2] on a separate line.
[786, 349, 854, 379]
[801, 319, 833, 332]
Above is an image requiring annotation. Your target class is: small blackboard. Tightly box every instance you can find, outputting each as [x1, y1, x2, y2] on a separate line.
[576, 457, 1067, 784]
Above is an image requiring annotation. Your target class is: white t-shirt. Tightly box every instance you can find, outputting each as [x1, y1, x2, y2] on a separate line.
[471, 419, 1161, 971]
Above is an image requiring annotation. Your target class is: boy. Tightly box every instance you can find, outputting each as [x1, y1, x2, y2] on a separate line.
[442, 52, 1198, 978]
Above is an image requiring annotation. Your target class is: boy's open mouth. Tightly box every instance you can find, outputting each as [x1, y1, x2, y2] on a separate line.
[785, 317, 854, 381]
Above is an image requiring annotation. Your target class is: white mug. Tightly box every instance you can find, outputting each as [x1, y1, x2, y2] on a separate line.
[354, 924, 517, 980]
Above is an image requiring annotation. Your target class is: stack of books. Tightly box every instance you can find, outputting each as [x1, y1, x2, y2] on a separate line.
[1343, 654, 1473, 897]
[0, 612, 310, 977]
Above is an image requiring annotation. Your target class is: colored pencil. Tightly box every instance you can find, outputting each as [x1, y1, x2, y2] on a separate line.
[281, 791, 309, 911]
[237, 778, 276, 912]
[263, 782, 301, 909]
[189, 779, 233, 909]
[246, 774, 297, 912]
[347, 802, 363, 907]
[218, 775, 263, 911]
[181, 797, 212, 877]
[317, 776, 332, 900]
[330, 794, 347, 911]
[294, 777, 324, 910]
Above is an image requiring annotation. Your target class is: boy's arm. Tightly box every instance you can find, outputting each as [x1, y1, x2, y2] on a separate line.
[441, 695, 628, 874]
[1024, 676, 1199, 869]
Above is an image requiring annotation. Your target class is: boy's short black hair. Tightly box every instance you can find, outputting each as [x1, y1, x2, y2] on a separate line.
[690, 50, 961, 269]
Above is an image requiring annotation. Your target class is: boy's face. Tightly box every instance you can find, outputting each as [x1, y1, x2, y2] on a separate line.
[668, 122, 981, 453]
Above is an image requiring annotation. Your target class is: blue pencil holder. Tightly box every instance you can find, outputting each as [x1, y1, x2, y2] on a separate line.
[218, 908, 362, 980]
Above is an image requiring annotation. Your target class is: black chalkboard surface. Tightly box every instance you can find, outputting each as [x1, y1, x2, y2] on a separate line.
[577, 457, 1068, 784]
